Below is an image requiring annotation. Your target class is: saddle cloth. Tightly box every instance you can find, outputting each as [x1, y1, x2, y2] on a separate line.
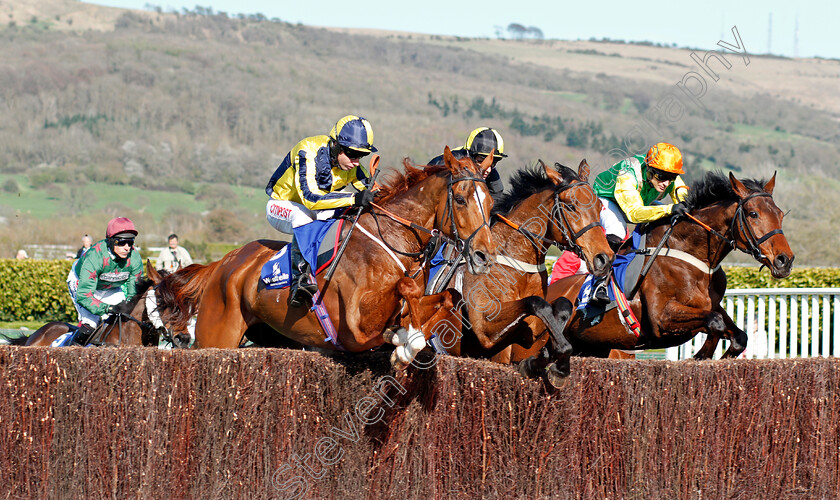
[260, 218, 345, 290]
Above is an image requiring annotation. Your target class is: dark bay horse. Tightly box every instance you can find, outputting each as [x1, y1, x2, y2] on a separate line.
[22, 261, 169, 347]
[437, 160, 613, 386]
[156, 147, 497, 368]
[513, 171, 794, 370]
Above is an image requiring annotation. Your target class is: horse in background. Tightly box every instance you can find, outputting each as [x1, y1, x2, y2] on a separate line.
[156, 147, 498, 369]
[513, 171, 794, 371]
[20, 261, 170, 347]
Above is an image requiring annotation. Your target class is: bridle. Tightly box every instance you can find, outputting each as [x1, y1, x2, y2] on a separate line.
[685, 192, 784, 262]
[367, 169, 492, 274]
[444, 173, 492, 267]
[496, 180, 603, 258]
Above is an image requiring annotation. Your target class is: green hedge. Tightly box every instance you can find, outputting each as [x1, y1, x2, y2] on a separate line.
[0, 259, 75, 322]
[721, 266, 840, 289]
[2, 260, 840, 322]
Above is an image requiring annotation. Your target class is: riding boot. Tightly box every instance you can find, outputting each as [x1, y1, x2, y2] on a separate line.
[590, 277, 611, 306]
[288, 235, 318, 308]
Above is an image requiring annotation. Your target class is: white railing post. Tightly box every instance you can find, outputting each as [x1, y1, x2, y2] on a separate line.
[822, 295, 830, 357]
[800, 295, 809, 358]
[768, 295, 777, 359]
[780, 296, 788, 359]
[812, 295, 820, 357]
[834, 295, 840, 358]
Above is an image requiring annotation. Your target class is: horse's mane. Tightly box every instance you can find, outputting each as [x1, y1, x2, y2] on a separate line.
[154, 262, 220, 331]
[685, 170, 767, 210]
[492, 162, 580, 216]
[374, 159, 449, 204]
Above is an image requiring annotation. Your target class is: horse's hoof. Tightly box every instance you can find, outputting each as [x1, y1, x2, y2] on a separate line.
[390, 349, 409, 371]
[545, 362, 570, 389]
[517, 357, 541, 379]
[384, 327, 408, 346]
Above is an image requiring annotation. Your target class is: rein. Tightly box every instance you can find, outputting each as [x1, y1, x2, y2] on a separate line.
[366, 172, 491, 270]
[685, 192, 783, 262]
[630, 191, 783, 298]
[495, 181, 602, 257]
[87, 310, 156, 346]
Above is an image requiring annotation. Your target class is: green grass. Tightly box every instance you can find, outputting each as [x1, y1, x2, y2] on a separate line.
[0, 175, 266, 219]
[731, 124, 797, 141]
[0, 320, 44, 330]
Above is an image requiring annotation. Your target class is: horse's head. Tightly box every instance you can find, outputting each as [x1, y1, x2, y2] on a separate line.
[728, 172, 794, 278]
[440, 146, 497, 274]
[542, 159, 613, 277]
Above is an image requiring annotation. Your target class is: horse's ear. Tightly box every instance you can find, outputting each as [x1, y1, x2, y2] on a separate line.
[764, 171, 776, 195]
[443, 146, 455, 172]
[729, 172, 751, 198]
[146, 259, 162, 284]
[478, 149, 495, 175]
[578, 159, 590, 183]
[541, 159, 563, 184]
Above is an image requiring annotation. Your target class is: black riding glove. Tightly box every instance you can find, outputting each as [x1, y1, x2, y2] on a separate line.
[107, 303, 124, 316]
[670, 202, 688, 221]
[353, 189, 375, 209]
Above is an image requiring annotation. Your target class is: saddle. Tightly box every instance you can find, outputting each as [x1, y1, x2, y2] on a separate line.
[260, 219, 346, 290]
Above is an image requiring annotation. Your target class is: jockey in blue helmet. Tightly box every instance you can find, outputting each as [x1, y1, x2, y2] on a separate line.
[265, 115, 377, 307]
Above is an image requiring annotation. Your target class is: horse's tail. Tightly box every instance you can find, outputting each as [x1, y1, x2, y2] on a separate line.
[0, 331, 29, 346]
[155, 261, 221, 332]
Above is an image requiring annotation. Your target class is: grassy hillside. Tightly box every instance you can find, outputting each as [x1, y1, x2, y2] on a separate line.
[1, 1, 839, 264]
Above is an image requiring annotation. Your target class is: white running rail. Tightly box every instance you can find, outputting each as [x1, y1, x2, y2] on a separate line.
[666, 288, 840, 360]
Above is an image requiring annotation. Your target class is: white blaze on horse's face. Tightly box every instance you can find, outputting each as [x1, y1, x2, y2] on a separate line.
[473, 183, 487, 207]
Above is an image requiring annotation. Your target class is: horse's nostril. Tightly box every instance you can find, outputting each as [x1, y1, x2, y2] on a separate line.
[473, 251, 487, 266]
[775, 254, 789, 268]
[594, 253, 610, 271]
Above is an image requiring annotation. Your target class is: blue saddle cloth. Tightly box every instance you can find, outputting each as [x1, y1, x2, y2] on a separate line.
[576, 230, 643, 309]
[260, 219, 339, 290]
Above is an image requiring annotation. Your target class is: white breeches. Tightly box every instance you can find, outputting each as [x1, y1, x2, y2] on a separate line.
[266, 199, 339, 234]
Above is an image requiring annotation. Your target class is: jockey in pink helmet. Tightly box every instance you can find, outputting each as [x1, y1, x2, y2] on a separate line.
[64, 217, 144, 345]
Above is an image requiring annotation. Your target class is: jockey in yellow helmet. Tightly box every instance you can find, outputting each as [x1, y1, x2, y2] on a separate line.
[265, 115, 377, 307]
[428, 127, 508, 197]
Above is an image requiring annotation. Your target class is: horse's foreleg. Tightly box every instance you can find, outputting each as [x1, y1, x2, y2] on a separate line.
[193, 300, 248, 349]
[472, 296, 572, 360]
[387, 278, 440, 368]
[693, 333, 721, 360]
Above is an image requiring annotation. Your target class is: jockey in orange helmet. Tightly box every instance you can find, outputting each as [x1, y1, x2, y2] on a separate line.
[588, 142, 689, 304]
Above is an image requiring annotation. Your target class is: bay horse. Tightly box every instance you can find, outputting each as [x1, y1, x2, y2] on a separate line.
[21, 261, 169, 347]
[155, 147, 497, 368]
[436, 160, 613, 386]
[513, 171, 794, 372]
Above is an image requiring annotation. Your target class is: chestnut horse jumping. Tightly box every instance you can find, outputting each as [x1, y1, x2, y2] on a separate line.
[22, 261, 169, 347]
[436, 160, 613, 385]
[156, 148, 497, 368]
[513, 171, 794, 372]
